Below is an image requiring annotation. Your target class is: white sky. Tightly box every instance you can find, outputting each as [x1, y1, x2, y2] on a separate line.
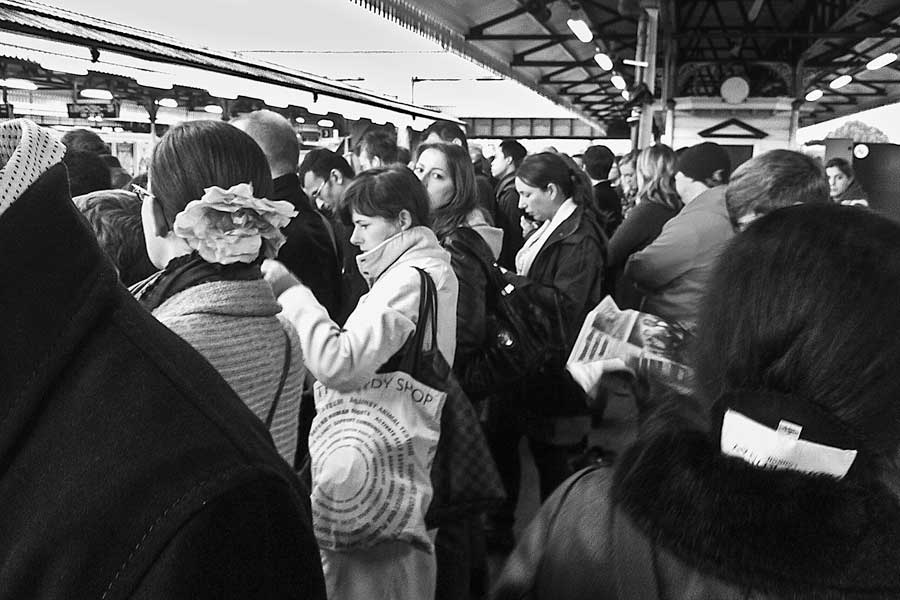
[47, 0, 900, 142]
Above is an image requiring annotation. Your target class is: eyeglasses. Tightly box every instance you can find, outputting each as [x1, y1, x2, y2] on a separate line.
[131, 183, 155, 202]
[308, 179, 326, 202]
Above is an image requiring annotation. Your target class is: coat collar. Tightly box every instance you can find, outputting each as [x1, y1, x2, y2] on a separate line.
[355, 225, 446, 287]
[272, 173, 313, 213]
[0, 162, 120, 447]
[612, 428, 900, 595]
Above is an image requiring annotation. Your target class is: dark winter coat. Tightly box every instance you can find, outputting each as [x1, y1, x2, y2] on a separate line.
[493, 428, 900, 599]
[495, 173, 525, 270]
[512, 205, 606, 423]
[273, 173, 342, 318]
[592, 180, 624, 239]
[0, 163, 326, 599]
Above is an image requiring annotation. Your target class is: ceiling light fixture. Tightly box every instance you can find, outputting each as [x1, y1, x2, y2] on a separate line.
[829, 74, 852, 89]
[621, 89, 630, 100]
[0, 78, 37, 90]
[622, 59, 649, 67]
[566, 18, 593, 43]
[156, 98, 178, 108]
[594, 52, 613, 71]
[804, 89, 824, 102]
[866, 52, 897, 71]
[317, 118, 334, 128]
[295, 116, 306, 124]
[204, 104, 223, 114]
[610, 74, 627, 90]
[79, 88, 113, 100]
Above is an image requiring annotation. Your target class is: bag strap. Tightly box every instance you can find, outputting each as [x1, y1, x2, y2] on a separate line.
[266, 327, 292, 429]
[398, 267, 438, 375]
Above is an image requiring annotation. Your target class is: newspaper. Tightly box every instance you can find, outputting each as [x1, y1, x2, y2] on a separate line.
[566, 296, 694, 398]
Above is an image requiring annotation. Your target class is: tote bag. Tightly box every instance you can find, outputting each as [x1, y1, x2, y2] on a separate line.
[309, 269, 446, 552]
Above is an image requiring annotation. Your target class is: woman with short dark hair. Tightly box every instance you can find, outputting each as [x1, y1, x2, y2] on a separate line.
[825, 157, 869, 207]
[493, 203, 900, 599]
[264, 165, 458, 600]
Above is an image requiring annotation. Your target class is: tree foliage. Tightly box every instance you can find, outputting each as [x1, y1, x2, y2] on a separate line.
[825, 120, 890, 143]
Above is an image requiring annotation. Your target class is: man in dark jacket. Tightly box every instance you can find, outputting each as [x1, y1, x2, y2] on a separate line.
[0, 118, 326, 599]
[491, 139, 528, 270]
[583, 144, 623, 239]
[233, 110, 342, 318]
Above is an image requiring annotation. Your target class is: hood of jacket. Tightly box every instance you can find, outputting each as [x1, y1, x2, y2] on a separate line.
[467, 210, 504, 260]
[152, 279, 282, 321]
[356, 225, 451, 287]
[612, 428, 900, 597]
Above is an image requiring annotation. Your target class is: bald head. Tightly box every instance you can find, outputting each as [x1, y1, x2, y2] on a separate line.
[231, 110, 299, 178]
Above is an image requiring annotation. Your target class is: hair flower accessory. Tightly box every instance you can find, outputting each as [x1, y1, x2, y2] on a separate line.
[173, 182, 297, 265]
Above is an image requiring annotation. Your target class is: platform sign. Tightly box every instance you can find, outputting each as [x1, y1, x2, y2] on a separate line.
[67, 103, 120, 119]
[0, 104, 14, 118]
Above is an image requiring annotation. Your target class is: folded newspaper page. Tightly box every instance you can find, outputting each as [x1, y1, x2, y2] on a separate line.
[567, 296, 694, 398]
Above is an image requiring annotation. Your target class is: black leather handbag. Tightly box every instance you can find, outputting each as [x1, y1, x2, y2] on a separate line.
[445, 228, 567, 396]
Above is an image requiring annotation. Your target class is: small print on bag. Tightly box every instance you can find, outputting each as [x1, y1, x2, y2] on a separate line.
[309, 372, 445, 552]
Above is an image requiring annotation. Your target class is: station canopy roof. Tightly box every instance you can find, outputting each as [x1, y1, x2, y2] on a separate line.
[353, 0, 900, 129]
[0, 0, 458, 127]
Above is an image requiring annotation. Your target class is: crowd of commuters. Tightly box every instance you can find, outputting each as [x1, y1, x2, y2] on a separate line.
[5, 110, 894, 599]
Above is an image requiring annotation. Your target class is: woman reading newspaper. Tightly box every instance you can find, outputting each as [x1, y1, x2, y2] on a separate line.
[492, 204, 900, 599]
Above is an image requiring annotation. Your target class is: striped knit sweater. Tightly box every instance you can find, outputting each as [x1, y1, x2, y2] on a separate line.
[153, 279, 303, 464]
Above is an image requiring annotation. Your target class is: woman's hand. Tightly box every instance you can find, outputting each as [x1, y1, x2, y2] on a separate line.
[261, 259, 302, 297]
[520, 215, 541, 237]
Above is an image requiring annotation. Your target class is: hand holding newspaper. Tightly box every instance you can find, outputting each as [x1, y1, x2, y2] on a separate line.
[566, 296, 694, 399]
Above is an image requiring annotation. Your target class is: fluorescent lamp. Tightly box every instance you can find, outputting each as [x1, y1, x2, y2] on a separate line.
[829, 75, 852, 89]
[805, 89, 824, 102]
[136, 72, 173, 90]
[204, 104, 224, 114]
[594, 52, 613, 71]
[0, 78, 37, 90]
[294, 116, 305, 124]
[622, 59, 649, 67]
[80, 88, 113, 100]
[39, 57, 88, 76]
[866, 52, 897, 71]
[621, 89, 631, 100]
[317, 119, 334, 128]
[611, 74, 627, 90]
[566, 18, 593, 43]
[156, 98, 178, 108]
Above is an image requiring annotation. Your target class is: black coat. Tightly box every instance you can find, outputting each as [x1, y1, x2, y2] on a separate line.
[273, 173, 342, 319]
[513, 205, 606, 417]
[441, 226, 493, 400]
[0, 164, 326, 599]
[592, 180, 623, 239]
[495, 173, 524, 271]
[494, 428, 900, 599]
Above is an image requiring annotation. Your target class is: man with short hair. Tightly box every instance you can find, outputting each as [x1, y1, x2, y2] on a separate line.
[625, 142, 733, 330]
[491, 138, 528, 269]
[232, 110, 342, 319]
[726, 149, 830, 231]
[357, 128, 399, 172]
[422, 120, 496, 219]
[298, 148, 365, 325]
[583, 144, 623, 238]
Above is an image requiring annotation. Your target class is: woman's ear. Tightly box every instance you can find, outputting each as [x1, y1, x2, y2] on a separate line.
[546, 182, 561, 202]
[330, 168, 343, 186]
[397, 209, 413, 231]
